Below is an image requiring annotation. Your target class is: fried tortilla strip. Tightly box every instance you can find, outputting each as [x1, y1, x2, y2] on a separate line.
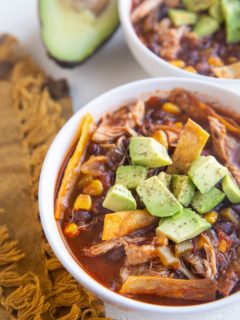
[55, 113, 94, 219]
[120, 276, 217, 301]
[212, 61, 240, 79]
[168, 119, 209, 174]
[102, 210, 157, 241]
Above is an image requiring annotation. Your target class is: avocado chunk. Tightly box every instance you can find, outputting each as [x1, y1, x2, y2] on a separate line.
[183, 0, 215, 12]
[116, 165, 148, 190]
[221, 0, 240, 44]
[158, 172, 172, 188]
[129, 137, 172, 168]
[222, 174, 240, 204]
[136, 176, 182, 217]
[191, 187, 225, 214]
[156, 208, 211, 243]
[188, 156, 227, 193]
[209, 0, 224, 22]
[168, 9, 198, 26]
[171, 175, 195, 207]
[39, 0, 119, 65]
[194, 15, 220, 37]
[103, 184, 136, 212]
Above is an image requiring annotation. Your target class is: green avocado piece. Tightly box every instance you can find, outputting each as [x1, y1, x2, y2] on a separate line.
[158, 172, 172, 188]
[209, 0, 224, 22]
[183, 0, 215, 12]
[168, 9, 198, 26]
[221, 0, 240, 44]
[171, 175, 195, 207]
[194, 15, 220, 37]
[222, 174, 240, 204]
[103, 184, 136, 212]
[191, 187, 225, 214]
[129, 137, 172, 168]
[136, 176, 182, 217]
[115, 165, 148, 189]
[39, 0, 119, 65]
[188, 156, 227, 193]
[156, 208, 211, 243]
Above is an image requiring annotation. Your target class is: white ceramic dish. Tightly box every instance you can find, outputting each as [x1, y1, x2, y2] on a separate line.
[39, 78, 240, 320]
[119, 0, 240, 93]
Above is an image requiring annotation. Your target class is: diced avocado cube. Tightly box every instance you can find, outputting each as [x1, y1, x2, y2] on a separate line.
[188, 156, 227, 193]
[158, 172, 172, 188]
[129, 137, 172, 168]
[103, 184, 136, 212]
[157, 208, 211, 243]
[209, 0, 224, 22]
[194, 15, 220, 37]
[222, 174, 240, 204]
[168, 9, 198, 26]
[222, 0, 240, 44]
[136, 176, 182, 217]
[191, 187, 225, 214]
[183, 0, 215, 12]
[116, 165, 148, 189]
[171, 175, 195, 207]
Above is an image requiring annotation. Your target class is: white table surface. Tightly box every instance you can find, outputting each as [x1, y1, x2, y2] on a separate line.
[1, 1, 240, 319]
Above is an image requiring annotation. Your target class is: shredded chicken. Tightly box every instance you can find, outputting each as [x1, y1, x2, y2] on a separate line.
[124, 244, 158, 265]
[81, 155, 108, 176]
[218, 248, 240, 296]
[164, 0, 180, 7]
[120, 259, 170, 283]
[208, 116, 240, 185]
[92, 101, 144, 143]
[184, 253, 206, 277]
[157, 19, 189, 60]
[131, 0, 163, 24]
[185, 234, 217, 280]
[84, 236, 146, 257]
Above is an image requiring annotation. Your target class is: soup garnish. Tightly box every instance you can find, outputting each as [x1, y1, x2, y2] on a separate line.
[55, 88, 240, 306]
[131, 0, 240, 79]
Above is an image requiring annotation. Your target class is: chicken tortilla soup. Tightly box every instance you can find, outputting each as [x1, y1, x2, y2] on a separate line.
[55, 88, 240, 306]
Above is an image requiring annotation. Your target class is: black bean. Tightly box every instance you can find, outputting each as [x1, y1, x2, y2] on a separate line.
[73, 211, 92, 224]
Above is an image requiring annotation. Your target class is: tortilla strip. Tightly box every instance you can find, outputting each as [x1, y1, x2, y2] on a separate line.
[120, 276, 217, 301]
[55, 113, 94, 219]
[168, 119, 209, 174]
[102, 210, 157, 241]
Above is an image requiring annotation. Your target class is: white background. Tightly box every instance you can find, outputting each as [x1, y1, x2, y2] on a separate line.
[1, 1, 240, 319]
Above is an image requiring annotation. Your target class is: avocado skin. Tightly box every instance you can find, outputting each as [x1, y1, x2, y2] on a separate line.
[39, 0, 119, 68]
[45, 25, 119, 68]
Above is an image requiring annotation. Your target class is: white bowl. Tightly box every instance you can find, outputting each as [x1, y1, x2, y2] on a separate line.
[119, 0, 240, 93]
[39, 78, 240, 320]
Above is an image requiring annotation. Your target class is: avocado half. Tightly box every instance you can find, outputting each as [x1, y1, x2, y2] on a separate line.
[39, 0, 119, 66]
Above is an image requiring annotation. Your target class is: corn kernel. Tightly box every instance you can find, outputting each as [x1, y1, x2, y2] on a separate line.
[77, 173, 93, 190]
[174, 122, 183, 129]
[184, 66, 198, 74]
[169, 60, 186, 68]
[74, 194, 92, 211]
[204, 211, 219, 224]
[218, 239, 227, 253]
[162, 102, 181, 115]
[208, 56, 224, 67]
[64, 223, 79, 238]
[83, 179, 103, 196]
[152, 130, 168, 149]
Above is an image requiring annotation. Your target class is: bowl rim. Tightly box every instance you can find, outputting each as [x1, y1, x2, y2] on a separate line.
[39, 77, 240, 315]
[118, 0, 240, 84]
